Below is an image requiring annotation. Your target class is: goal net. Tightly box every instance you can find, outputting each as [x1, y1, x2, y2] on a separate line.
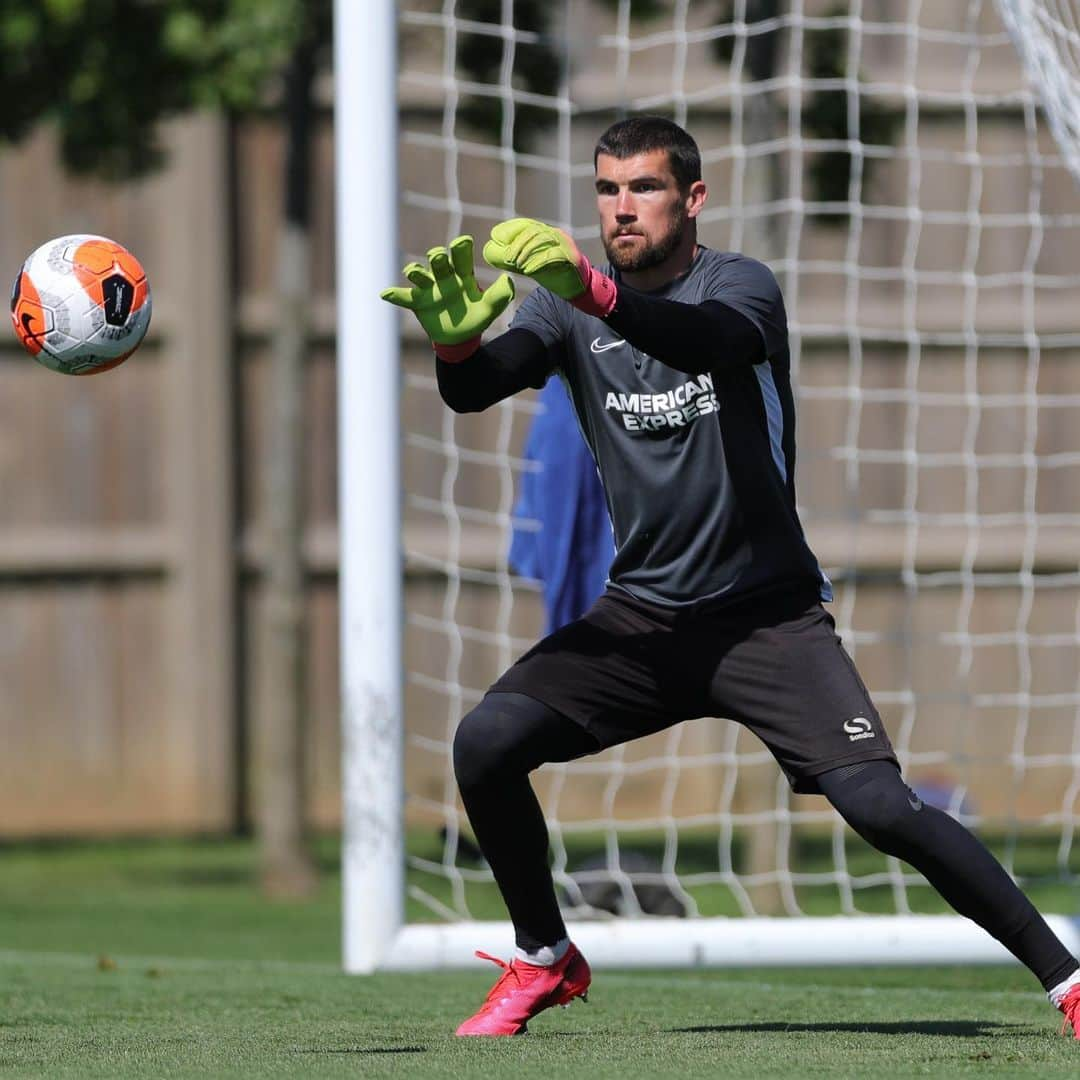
[341, 0, 1080, 971]
[995, 0, 1080, 184]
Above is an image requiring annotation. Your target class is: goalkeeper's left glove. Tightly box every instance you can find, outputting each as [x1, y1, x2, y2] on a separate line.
[483, 218, 617, 318]
[380, 235, 514, 362]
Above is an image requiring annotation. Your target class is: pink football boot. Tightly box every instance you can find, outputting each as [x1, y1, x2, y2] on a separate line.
[1058, 983, 1080, 1039]
[455, 942, 591, 1036]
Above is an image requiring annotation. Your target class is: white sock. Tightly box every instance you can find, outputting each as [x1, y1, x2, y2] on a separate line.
[1047, 967, 1080, 1008]
[515, 938, 570, 967]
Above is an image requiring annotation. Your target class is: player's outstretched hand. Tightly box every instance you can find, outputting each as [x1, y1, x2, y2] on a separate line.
[483, 218, 586, 300]
[483, 218, 617, 317]
[380, 236, 514, 358]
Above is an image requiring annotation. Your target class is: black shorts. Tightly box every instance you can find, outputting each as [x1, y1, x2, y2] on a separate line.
[489, 586, 897, 794]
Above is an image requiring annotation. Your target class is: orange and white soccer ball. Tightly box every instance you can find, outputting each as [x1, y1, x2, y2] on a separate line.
[10, 234, 152, 375]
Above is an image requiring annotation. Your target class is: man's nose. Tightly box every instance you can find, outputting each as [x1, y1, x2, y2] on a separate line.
[615, 189, 636, 218]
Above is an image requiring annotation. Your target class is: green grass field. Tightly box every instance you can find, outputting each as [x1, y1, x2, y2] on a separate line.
[1, 837, 1078, 1077]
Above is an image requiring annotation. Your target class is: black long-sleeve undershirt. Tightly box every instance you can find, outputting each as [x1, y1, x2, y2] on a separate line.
[436, 327, 553, 414]
[604, 286, 764, 374]
[436, 286, 764, 414]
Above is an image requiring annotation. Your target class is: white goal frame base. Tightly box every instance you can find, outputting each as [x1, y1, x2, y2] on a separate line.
[351, 915, 1080, 974]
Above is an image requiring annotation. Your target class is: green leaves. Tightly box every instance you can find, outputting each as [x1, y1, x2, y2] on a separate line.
[0, 0, 319, 179]
[41, 0, 85, 18]
[163, 10, 208, 59]
[2, 10, 39, 50]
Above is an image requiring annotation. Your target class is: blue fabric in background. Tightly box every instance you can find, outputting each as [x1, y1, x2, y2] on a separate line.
[510, 377, 616, 634]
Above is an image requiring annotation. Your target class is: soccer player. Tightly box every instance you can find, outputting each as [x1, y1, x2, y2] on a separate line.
[381, 116, 1080, 1039]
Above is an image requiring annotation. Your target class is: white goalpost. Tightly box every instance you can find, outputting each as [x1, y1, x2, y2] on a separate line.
[335, 0, 403, 974]
[339, 0, 1080, 973]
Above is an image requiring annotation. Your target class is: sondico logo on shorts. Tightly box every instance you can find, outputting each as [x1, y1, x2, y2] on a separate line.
[844, 717, 875, 742]
[604, 371, 719, 432]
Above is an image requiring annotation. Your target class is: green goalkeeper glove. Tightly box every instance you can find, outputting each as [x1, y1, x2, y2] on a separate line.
[380, 235, 514, 362]
[482, 218, 617, 317]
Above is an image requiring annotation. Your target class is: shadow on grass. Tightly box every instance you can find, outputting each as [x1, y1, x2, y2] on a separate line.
[672, 1021, 1031, 1037]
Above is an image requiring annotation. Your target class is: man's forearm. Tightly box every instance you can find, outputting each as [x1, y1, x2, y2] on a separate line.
[436, 327, 553, 413]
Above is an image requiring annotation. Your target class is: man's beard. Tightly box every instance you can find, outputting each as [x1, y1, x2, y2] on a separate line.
[603, 210, 687, 272]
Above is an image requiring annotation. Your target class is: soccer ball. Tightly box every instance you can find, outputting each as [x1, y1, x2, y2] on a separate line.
[10, 234, 152, 375]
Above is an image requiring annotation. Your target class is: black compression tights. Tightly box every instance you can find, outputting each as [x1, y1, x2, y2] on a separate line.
[818, 761, 1078, 992]
[453, 693, 599, 952]
[454, 692, 1079, 988]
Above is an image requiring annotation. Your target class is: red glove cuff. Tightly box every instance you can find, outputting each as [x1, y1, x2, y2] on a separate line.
[433, 335, 482, 364]
[569, 252, 618, 317]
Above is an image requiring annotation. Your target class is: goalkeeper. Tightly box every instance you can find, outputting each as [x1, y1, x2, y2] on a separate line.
[382, 116, 1080, 1039]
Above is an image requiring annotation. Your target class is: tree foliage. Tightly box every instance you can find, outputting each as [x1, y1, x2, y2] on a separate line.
[0, 0, 314, 178]
[711, 1, 900, 224]
[801, 8, 900, 220]
[454, 0, 560, 152]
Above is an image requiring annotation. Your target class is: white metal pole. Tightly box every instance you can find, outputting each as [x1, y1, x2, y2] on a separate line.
[384, 914, 1080, 971]
[335, 0, 402, 974]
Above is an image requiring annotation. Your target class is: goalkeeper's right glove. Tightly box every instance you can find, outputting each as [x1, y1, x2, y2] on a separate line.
[483, 218, 617, 317]
[380, 235, 514, 362]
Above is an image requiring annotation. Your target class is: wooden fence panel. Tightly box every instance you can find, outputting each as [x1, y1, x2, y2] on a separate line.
[0, 114, 234, 833]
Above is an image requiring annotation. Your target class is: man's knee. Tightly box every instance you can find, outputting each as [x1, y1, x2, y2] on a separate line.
[452, 692, 550, 793]
[453, 691, 595, 793]
[453, 702, 502, 793]
[818, 761, 918, 852]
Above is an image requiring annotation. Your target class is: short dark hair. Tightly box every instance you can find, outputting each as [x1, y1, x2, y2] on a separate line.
[593, 116, 702, 191]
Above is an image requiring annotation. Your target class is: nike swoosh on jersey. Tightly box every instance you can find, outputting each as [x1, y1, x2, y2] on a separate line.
[590, 337, 626, 353]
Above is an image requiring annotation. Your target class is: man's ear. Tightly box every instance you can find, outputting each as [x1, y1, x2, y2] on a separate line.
[685, 180, 708, 220]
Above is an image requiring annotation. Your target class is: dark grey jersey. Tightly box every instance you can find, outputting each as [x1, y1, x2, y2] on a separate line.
[508, 246, 831, 608]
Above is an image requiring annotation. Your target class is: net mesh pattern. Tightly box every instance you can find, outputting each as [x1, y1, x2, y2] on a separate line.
[394, 0, 1080, 921]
